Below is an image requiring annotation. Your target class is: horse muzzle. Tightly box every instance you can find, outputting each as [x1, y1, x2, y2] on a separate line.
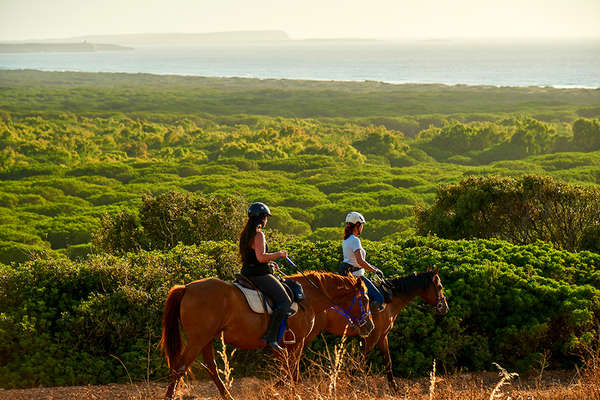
[356, 318, 374, 337]
[435, 297, 449, 315]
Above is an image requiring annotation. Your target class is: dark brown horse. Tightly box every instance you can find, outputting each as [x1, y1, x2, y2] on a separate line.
[305, 267, 449, 392]
[160, 271, 374, 400]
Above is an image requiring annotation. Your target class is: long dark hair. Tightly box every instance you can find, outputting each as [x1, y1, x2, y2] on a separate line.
[239, 215, 267, 263]
[344, 222, 361, 240]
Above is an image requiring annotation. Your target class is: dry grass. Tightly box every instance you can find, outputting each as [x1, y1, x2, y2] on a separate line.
[2, 369, 598, 400]
[163, 330, 600, 400]
[2, 332, 599, 400]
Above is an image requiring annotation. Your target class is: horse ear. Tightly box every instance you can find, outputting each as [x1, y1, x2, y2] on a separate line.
[434, 266, 439, 274]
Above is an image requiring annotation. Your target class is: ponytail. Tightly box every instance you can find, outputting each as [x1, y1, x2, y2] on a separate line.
[344, 223, 355, 240]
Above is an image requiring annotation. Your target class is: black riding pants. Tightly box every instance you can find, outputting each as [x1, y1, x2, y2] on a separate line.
[248, 274, 293, 311]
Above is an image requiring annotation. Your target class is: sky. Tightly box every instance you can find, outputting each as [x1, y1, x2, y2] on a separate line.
[1, 0, 599, 41]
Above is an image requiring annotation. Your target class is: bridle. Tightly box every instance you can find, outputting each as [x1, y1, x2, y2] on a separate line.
[383, 271, 448, 313]
[434, 287, 447, 313]
[284, 257, 371, 330]
[329, 290, 371, 329]
[432, 275, 448, 314]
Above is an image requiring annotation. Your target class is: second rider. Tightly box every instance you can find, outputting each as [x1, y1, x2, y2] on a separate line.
[340, 211, 385, 312]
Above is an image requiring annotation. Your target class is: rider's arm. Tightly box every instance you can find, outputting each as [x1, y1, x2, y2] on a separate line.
[253, 231, 287, 263]
[354, 249, 377, 272]
[354, 249, 383, 275]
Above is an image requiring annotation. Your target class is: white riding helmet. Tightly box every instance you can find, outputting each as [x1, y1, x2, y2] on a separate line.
[345, 211, 366, 225]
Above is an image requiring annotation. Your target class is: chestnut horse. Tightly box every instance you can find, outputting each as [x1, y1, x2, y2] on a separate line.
[160, 271, 374, 400]
[305, 268, 449, 392]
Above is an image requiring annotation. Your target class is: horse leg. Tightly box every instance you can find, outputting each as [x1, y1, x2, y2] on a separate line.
[165, 352, 189, 399]
[165, 361, 186, 400]
[362, 331, 379, 358]
[165, 341, 220, 400]
[201, 341, 234, 400]
[377, 335, 398, 393]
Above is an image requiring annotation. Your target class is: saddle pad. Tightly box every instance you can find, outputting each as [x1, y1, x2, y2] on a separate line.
[234, 283, 298, 315]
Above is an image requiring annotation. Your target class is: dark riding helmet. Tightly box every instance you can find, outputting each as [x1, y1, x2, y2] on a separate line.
[248, 202, 271, 218]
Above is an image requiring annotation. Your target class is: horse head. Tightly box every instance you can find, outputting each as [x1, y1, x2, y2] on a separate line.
[421, 266, 449, 315]
[326, 273, 375, 337]
[348, 276, 375, 337]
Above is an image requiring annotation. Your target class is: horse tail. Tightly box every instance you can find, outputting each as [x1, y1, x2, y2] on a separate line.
[160, 285, 186, 368]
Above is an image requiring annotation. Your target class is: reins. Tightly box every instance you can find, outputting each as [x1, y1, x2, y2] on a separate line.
[283, 257, 370, 328]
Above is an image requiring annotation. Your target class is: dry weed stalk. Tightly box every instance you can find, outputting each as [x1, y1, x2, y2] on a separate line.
[489, 362, 519, 400]
[429, 359, 437, 400]
[217, 332, 237, 392]
[534, 349, 550, 389]
[327, 327, 349, 399]
[580, 325, 600, 374]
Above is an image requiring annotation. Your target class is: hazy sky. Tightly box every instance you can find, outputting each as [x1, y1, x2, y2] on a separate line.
[1, 0, 599, 41]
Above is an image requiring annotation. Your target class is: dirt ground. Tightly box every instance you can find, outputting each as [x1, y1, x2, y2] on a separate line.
[1, 370, 598, 400]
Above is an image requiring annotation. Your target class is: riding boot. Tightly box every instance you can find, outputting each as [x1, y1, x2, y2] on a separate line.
[262, 308, 288, 351]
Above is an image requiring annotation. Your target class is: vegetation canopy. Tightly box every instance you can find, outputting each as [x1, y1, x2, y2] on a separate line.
[0, 70, 599, 389]
[415, 175, 600, 252]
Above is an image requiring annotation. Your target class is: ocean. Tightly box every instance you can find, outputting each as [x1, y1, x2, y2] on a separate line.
[1, 40, 599, 88]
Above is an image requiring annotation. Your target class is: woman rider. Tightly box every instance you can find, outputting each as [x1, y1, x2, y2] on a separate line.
[340, 211, 385, 312]
[239, 202, 292, 351]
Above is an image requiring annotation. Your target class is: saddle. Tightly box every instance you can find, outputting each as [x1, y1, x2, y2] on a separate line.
[233, 274, 303, 316]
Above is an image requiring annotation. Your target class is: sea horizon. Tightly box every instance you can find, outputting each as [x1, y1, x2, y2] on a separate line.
[1, 40, 599, 88]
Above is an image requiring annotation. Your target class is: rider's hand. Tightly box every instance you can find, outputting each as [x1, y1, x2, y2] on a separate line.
[279, 250, 288, 259]
[374, 268, 384, 279]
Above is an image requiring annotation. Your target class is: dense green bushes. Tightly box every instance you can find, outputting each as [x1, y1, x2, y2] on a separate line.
[0, 245, 222, 388]
[1, 238, 598, 388]
[94, 191, 246, 253]
[2, 70, 600, 118]
[286, 238, 600, 375]
[1, 82, 600, 258]
[415, 175, 600, 252]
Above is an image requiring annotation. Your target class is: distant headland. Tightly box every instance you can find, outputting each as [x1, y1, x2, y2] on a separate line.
[10, 31, 292, 46]
[0, 42, 133, 53]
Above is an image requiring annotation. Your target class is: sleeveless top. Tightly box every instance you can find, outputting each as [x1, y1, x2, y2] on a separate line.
[241, 243, 273, 277]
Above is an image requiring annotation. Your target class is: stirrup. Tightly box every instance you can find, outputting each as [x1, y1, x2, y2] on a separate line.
[266, 340, 285, 351]
[282, 329, 296, 345]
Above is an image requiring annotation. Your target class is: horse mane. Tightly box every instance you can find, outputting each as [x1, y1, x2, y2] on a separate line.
[287, 270, 359, 290]
[387, 271, 434, 296]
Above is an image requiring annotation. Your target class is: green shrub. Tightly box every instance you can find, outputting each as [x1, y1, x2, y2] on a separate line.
[0, 241, 50, 265]
[1, 238, 599, 387]
[65, 243, 94, 260]
[0, 245, 217, 388]
[94, 191, 246, 253]
[416, 175, 600, 252]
